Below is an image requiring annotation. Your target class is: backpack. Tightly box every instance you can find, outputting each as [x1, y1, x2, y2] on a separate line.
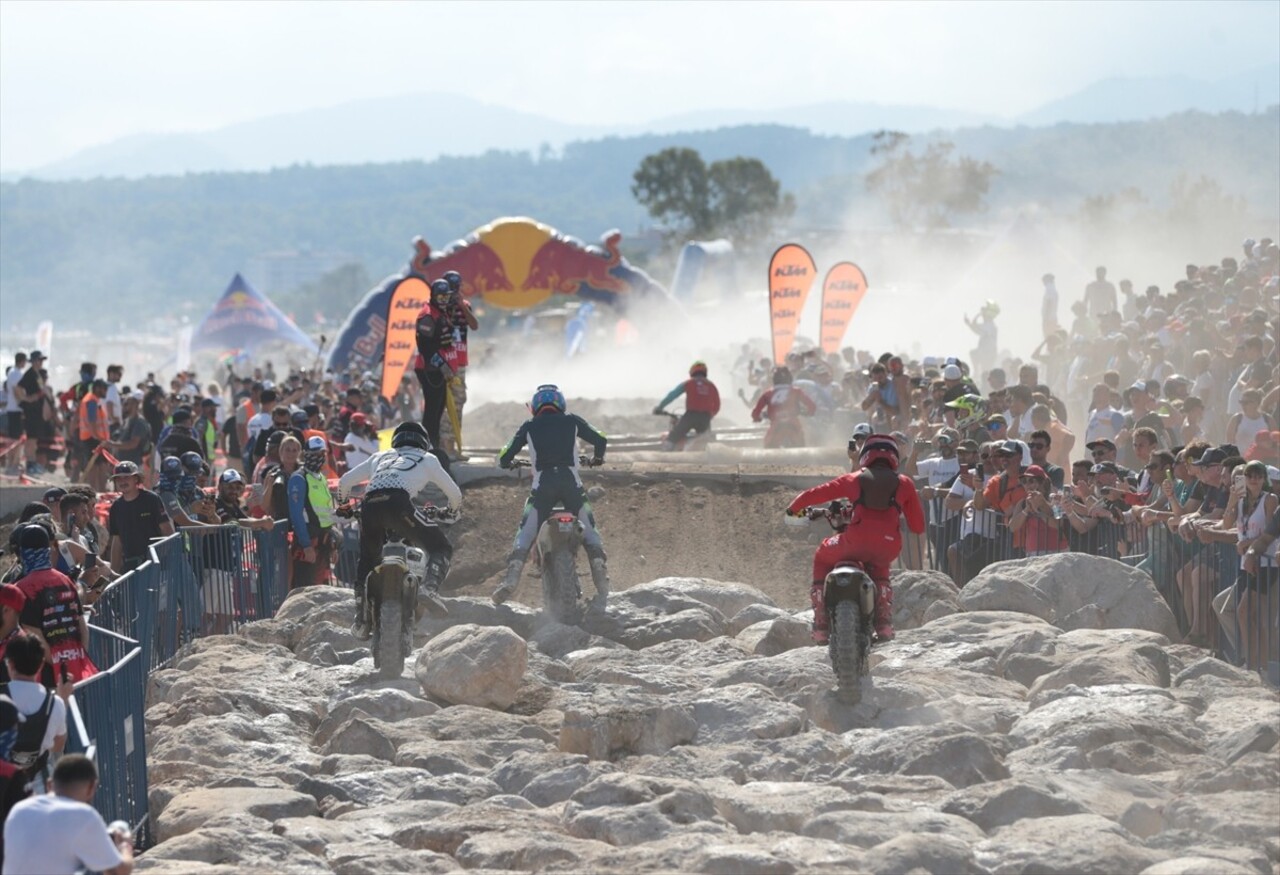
[0, 683, 55, 780]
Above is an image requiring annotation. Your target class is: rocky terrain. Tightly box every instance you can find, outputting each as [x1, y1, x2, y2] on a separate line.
[137, 552, 1280, 874]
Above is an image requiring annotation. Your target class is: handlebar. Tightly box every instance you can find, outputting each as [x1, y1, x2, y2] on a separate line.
[333, 499, 460, 524]
[507, 455, 600, 470]
[795, 500, 852, 530]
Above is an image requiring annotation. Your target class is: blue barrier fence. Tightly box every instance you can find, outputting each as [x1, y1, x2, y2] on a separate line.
[65, 521, 292, 849]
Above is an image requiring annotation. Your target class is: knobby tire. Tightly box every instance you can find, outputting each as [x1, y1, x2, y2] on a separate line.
[830, 600, 864, 704]
[544, 550, 583, 625]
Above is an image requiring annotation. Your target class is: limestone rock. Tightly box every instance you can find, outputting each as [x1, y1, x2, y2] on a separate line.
[560, 687, 698, 760]
[974, 813, 1165, 874]
[618, 577, 776, 619]
[727, 603, 792, 637]
[891, 569, 963, 631]
[961, 553, 1180, 638]
[414, 623, 528, 709]
[840, 721, 1011, 788]
[735, 616, 814, 656]
[157, 787, 317, 841]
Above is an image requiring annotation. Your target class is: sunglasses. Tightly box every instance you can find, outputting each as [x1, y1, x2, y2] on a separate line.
[1028, 443, 1047, 450]
[986, 422, 1003, 431]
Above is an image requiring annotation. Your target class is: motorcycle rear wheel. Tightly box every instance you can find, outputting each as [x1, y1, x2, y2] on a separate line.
[830, 600, 865, 704]
[543, 550, 583, 625]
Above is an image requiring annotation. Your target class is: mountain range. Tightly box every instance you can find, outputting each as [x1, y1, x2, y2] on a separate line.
[9, 63, 1277, 181]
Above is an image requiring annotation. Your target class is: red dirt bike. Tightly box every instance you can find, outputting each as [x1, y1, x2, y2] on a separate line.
[790, 499, 877, 703]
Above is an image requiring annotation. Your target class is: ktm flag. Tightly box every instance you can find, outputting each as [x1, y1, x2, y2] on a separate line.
[380, 277, 430, 400]
[767, 244, 817, 365]
[819, 262, 869, 354]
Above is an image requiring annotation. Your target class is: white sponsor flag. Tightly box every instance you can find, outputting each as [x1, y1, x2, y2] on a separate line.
[176, 325, 194, 373]
[34, 321, 53, 361]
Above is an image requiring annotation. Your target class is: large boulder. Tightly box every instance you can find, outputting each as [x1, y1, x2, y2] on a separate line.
[891, 570, 963, 630]
[616, 577, 777, 619]
[157, 787, 318, 841]
[414, 623, 527, 709]
[960, 554, 1179, 637]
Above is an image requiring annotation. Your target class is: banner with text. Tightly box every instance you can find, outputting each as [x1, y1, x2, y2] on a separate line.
[380, 277, 430, 400]
[819, 262, 869, 354]
[767, 244, 817, 364]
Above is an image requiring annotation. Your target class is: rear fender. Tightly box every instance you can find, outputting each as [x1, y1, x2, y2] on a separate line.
[824, 564, 871, 609]
[537, 512, 585, 555]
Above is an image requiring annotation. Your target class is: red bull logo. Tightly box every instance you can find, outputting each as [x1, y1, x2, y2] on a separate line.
[412, 237, 514, 298]
[523, 230, 628, 297]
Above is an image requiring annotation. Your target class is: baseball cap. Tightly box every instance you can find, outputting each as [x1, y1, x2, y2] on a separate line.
[852, 423, 873, 439]
[200, 397, 217, 409]
[171, 406, 193, 424]
[936, 427, 961, 445]
[1192, 448, 1227, 467]
[303, 403, 320, 417]
[1091, 461, 1120, 475]
[942, 364, 963, 381]
[1022, 465, 1049, 480]
[1085, 438, 1116, 451]
[306, 435, 327, 452]
[219, 469, 244, 485]
[42, 487, 67, 505]
[0, 585, 25, 613]
[956, 439, 980, 452]
[112, 460, 141, 479]
[350, 412, 368, 427]
[993, 439, 1021, 456]
[291, 410, 310, 427]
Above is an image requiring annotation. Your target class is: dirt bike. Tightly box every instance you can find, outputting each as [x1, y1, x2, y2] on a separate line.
[510, 455, 601, 624]
[338, 500, 456, 679]
[799, 500, 877, 704]
[655, 411, 714, 451]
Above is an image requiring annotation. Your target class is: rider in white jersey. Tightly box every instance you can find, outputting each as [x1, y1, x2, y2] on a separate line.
[339, 421, 462, 636]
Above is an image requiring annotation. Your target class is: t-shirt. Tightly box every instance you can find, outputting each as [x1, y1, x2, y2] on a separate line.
[4, 678, 67, 759]
[103, 381, 121, 423]
[1189, 481, 1230, 516]
[2, 792, 124, 875]
[156, 426, 203, 460]
[108, 489, 170, 566]
[344, 431, 379, 468]
[117, 415, 152, 465]
[1085, 407, 1125, 444]
[3, 367, 22, 414]
[16, 568, 95, 682]
[16, 369, 41, 409]
[917, 455, 961, 522]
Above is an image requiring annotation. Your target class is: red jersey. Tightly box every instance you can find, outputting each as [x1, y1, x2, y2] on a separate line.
[788, 471, 926, 535]
[752, 386, 816, 424]
[16, 569, 97, 682]
[683, 378, 721, 415]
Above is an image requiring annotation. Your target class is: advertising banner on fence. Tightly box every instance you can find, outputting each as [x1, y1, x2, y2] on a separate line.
[767, 243, 816, 364]
[380, 277, 430, 400]
[819, 262, 869, 354]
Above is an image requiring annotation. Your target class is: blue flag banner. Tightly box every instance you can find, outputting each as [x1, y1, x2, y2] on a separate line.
[192, 274, 319, 355]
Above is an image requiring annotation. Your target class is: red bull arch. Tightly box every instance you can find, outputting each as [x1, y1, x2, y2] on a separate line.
[328, 217, 667, 378]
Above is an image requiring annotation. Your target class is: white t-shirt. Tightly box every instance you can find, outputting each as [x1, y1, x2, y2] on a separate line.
[4, 368, 23, 414]
[103, 382, 122, 424]
[2, 793, 124, 875]
[344, 431, 379, 469]
[245, 411, 273, 445]
[1085, 406, 1125, 444]
[7, 679, 67, 755]
[949, 476, 1000, 538]
[917, 455, 962, 522]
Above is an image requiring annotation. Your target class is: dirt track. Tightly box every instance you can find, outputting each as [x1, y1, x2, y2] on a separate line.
[442, 475, 826, 612]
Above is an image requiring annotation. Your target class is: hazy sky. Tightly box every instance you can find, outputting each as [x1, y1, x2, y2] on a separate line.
[2, 0, 1277, 172]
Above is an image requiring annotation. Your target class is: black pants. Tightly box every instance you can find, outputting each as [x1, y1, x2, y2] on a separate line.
[358, 488, 453, 595]
[416, 368, 449, 450]
[666, 411, 711, 445]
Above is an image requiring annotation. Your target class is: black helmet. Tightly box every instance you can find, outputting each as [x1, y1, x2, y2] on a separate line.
[391, 421, 432, 451]
[16, 524, 51, 551]
[442, 271, 462, 293]
[772, 366, 793, 386]
[180, 451, 204, 472]
[430, 279, 451, 304]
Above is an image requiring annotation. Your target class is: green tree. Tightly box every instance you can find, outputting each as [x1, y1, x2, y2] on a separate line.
[631, 147, 793, 243]
[864, 130, 998, 230]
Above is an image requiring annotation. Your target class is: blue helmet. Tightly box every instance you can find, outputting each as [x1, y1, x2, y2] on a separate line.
[179, 451, 204, 472]
[430, 279, 451, 304]
[161, 456, 183, 477]
[531, 384, 565, 415]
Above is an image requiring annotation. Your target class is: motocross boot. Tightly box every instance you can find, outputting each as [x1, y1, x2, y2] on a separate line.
[492, 550, 527, 605]
[417, 554, 450, 619]
[584, 544, 610, 611]
[810, 582, 829, 644]
[873, 580, 895, 642]
[351, 577, 372, 641]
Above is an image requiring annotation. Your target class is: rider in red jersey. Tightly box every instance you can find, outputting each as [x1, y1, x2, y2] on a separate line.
[786, 435, 925, 643]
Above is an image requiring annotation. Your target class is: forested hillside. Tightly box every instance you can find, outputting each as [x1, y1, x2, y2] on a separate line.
[1, 109, 1275, 329]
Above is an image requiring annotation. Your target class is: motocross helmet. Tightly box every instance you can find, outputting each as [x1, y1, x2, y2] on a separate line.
[772, 366, 793, 386]
[429, 279, 451, 306]
[689, 360, 708, 378]
[946, 394, 987, 430]
[391, 421, 432, 451]
[981, 299, 1001, 319]
[442, 271, 462, 294]
[531, 384, 566, 415]
[179, 451, 204, 472]
[859, 435, 900, 470]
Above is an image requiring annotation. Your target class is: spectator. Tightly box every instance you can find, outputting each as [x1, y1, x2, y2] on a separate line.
[974, 439, 1028, 560]
[107, 461, 174, 572]
[1240, 495, 1280, 673]
[0, 587, 25, 684]
[0, 634, 69, 860]
[107, 391, 152, 468]
[16, 352, 48, 475]
[1009, 465, 1067, 556]
[156, 406, 203, 460]
[3, 753, 134, 875]
[1, 353, 25, 477]
[193, 397, 219, 462]
[1228, 388, 1275, 455]
[1027, 429, 1065, 489]
[343, 413, 378, 468]
[1085, 266, 1117, 318]
[154, 456, 215, 530]
[11, 525, 96, 684]
[287, 436, 338, 588]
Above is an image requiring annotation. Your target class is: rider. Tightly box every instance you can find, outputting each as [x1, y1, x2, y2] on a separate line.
[493, 385, 608, 607]
[786, 434, 925, 643]
[751, 366, 817, 448]
[653, 361, 721, 450]
[413, 279, 458, 456]
[338, 421, 461, 637]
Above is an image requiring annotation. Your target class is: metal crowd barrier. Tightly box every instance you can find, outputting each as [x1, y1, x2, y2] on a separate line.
[911, 490, 1279, 685]
[65, 626, 152, 849]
